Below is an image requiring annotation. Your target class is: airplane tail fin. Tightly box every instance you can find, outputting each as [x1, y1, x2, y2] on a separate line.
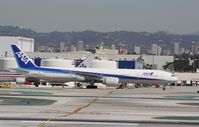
[77, 55, 96, 68]
[11, 45, 37, 68]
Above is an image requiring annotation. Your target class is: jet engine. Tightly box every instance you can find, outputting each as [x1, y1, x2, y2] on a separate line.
[102, 77, 119, 86]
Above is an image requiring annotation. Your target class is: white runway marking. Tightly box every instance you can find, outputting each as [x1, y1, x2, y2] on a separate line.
[21, 121, 139, 126]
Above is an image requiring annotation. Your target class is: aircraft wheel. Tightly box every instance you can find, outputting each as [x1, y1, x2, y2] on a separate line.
[116, 84, 123, 89]
[86, 85, 97, 89]
[35, 84, 39, 87]
[34, 81, 40, 87]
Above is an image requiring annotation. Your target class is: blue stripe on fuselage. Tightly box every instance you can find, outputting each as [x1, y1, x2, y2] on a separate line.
[18, 67, 160, 81]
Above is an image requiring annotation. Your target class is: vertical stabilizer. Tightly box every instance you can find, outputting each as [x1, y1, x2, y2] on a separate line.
[11, 45, 37, 68]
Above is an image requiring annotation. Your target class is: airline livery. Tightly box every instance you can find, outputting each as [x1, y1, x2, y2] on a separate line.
[11, 45, 177, 88]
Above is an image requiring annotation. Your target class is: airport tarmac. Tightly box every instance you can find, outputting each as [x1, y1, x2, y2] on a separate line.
[0, 86, 199, 127]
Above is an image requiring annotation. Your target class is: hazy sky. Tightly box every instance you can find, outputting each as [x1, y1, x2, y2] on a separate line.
[0, 0, 198, 33]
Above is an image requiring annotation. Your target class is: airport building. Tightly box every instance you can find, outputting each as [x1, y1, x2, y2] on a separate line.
[0, 36, 34, 70]
[95, 48, 118, 54]
[0, 36, 173, 71]
[0, 36, 34, 57]
[26, 52, 173, 70]
[134, 46, 141, 54]
[175, 72, 199, 86]
[0, 57, 17, 71]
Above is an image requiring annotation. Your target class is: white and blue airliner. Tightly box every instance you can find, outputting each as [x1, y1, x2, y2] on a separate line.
[11, 45, 177, 88]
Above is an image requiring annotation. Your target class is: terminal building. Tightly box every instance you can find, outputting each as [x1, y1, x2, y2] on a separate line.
[0, 36, 34, 71]
[0, 36, 173, 71]
[26, 52, 173, 70]
[0, 36, 34, 57]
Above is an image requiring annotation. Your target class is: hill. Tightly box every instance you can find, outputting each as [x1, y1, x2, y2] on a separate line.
[0, 26, 199, 53]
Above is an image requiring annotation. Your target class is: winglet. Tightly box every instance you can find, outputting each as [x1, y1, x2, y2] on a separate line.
[11, 45, 37, 68]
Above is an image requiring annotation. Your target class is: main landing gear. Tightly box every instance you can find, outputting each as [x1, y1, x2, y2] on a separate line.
[34, 81, 40, 87]
[86, 80, 97, 89]
[116, 83, 124, 89]
[162, 84, 166, 90]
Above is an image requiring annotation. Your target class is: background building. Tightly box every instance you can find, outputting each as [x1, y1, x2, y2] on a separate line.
[162, 49, 171, 56]
[134, 46, 141, 54]
[77, 40, 84, 51]
[111, 44, 116, 50]
[26, 51, 173, 70]
[70, 45, 77, 52]
[0, 36, 34, 57]
[191, 41, 199, 55]
[60, 42, 65, 52]
[174, 42, 180, 55]
[151, 44, 161, 55]
[0, 36, 174, 71]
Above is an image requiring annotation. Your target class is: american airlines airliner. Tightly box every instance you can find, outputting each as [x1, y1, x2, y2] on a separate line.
[11, 45, 177, 88]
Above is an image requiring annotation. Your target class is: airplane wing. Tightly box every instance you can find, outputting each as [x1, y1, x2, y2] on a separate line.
[74, 71, 103, 81]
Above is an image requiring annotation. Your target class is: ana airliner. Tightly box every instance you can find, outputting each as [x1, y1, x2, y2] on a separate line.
[11, 45, 177, 88]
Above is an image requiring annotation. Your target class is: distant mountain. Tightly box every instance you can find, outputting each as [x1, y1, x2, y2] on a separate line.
[0, 26, 199, 53]
[192, 31, 199, 35]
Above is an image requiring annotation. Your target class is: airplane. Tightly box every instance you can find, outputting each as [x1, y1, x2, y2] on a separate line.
[11, 44, 177, 88]
[76, 55, 96, 68]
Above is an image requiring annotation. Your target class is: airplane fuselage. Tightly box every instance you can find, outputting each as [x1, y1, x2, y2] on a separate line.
[23, 67, 177, 86]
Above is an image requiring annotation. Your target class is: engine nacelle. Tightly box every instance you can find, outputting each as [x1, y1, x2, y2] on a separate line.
[102, 77, 119, 86]
[16, 78, 26, 84]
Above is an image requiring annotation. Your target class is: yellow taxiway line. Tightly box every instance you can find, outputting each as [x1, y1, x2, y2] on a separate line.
[36, 90, 114, 127]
